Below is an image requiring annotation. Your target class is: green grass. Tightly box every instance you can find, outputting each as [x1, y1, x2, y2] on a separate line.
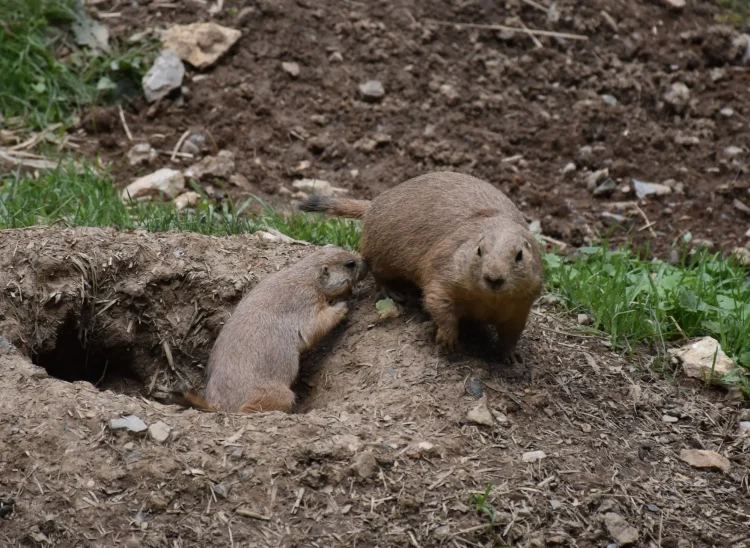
[0, 162, 361, 250]
[0, 0, 156, 129]
[544, 242, 750, 392]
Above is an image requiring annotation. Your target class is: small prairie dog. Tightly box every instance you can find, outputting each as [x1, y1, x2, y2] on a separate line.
[178, 246, 367, 413]
[299, 172, 544, 358]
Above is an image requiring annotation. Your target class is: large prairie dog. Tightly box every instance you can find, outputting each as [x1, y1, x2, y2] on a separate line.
[299, 172, 544, 358]
[178, 246, 367, 413]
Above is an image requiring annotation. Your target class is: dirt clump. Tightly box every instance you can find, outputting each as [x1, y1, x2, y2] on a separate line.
[0, 227, 748, 546]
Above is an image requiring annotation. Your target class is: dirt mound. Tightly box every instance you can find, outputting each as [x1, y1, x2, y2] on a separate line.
[84, 0, 750, 258]
[0, 227, 748, 546]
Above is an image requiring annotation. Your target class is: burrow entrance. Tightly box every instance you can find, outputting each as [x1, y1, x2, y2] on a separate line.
[31, 315, 144, 396]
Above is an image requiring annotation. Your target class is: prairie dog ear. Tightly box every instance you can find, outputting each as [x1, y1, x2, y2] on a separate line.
[319, 264, 330, 280]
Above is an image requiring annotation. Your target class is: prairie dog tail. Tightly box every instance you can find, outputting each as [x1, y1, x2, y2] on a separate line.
[239, 384, 296, 414]
[173, 390, 217, 413]
[298, 195, 371, 219]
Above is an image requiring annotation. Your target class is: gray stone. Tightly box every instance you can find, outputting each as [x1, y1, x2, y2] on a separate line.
[148, 421, 171, 443]
[466, 403, 493, 426]
[600, 212, 633, 229]
[127, 143, 157, 167]
[282, 61, 300, 78]
[185, 150, 236, 180]
[633, 179, 672, 200]
[663, 82, 690, 114]
[593, 179, 617, 197]
[353, 451, 378, 479]
[359, 80, 385, 102]
[122, 169, 185, 202]
[603, 513, 639, 546]
[601, 94, 618, 106]
[109, 415, 148, 433]
[522, 450, 547, 463]
[142, 50, 185, 103]
[466, 379, 483, 399]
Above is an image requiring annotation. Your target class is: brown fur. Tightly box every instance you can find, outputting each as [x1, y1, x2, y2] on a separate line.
[174, 246, 367, 413]
[298, 172, 544, 358]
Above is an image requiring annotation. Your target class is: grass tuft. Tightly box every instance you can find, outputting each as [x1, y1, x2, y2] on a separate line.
[544, 243, 750, 391]
[0, 0, 156, 129]
[0, 162, 361, 250]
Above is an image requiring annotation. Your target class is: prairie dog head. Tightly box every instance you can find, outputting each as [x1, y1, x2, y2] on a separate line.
[314, 247, 368, 299]
[469, 225, 543, 297]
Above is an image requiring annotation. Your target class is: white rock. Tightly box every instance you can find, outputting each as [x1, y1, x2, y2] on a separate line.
[292, 178, 348, 197]
[109, 415, 148, 433]
[724, 145, 745, 158]
[577, 313, 592, 325]
[127, 143, 158, 167]
[679, 449, 731, 473]
[632, 179, 672, 200]
[142, 50, 185, 103]
[282, 61, 300, 77]
[662, 0, 686, 8]
[663, 82, 690, 113]
[738, 422, 750, 438]
[184, 150, 236, 180]
[668, 336, 736, 385]
[174, 191, 201, 211]
[359, 80, 385, 102]
[528, 220, 542, 234]
[162, 23, 242, 69]
[603, 512, 639, 546]
[585, 168, 609, 192]
[466, 403, 493, 426]
[662, 414, 679, 423]
[122, 169, 185, 202]
[148, 421, 171, 443]
[522, 450, 547, 463]
[720, 107, 735, 117]
[560, 162, 576, 175]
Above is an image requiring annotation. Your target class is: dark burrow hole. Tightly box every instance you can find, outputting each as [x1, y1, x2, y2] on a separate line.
[31, 316, 144, 395]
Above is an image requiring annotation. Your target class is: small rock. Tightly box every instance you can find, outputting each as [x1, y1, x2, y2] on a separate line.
[329, 51, 344, 63]
[662, 414, 679, 423]
[185, 150, 236, 180]
[738, 421, 750, 437]
[550, 499, 562, 510]
[229, 173, 252, 191]
[127, 143, 158, 167]
[212, 483, 231, 499]
[522, 450, 547, 463]
[292, 178, 347, 197]
[585, 168, 609, 192]
[603, 512, 639, 546]
[528, 220, 542, 234]
[123, 442, 135, 451]
[679, 449, 731, 473]
[601, 94, 618, 106]
[632, 179, 672, 200]
[142, 50, 185, 103]
[109, 415, 148, 433]
[122, 169, 185, 202]
[600, 212, 633, 229]
[663, 82, 690, 114]
[724, 145, 744, 158]
[466, 403, 493, 426]
[433, 525, 451, 540]
[733, 198, 750, 216]
[668, 336, 736, 385]
[148, 421, 171, 443]
[732, 247, 750, 267]
[710, 68, 727, 82]
[174, 191, 201, 211]
[359, 80, 385, 102]
[162, 22, 242, 69]
[561, 162, 576, 175]
[466, 379, 484, 399]
[281, 61, 300, 78]
[352, 451, 378, 479]
[181, 133, 205, 156]
[593, 179, 617, 197]
[662, 0, 685, 9]
[577, 313, 592, 325]
[720, 107, 735, 117]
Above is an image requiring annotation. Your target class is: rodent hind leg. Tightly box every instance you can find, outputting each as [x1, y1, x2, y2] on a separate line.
[298, 301, 349, 353]
[423, 282, 459, 351]
[239, 384, 296, 414]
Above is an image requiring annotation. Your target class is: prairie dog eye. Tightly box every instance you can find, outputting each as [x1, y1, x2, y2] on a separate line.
[516, 250, 523, 262]
[477, 247, 482, 257]
[344, 260, 357, 270]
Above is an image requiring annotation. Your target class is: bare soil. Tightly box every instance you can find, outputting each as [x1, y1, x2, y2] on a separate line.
[80, 0, 750, 257]
[0, 227, 748, 547]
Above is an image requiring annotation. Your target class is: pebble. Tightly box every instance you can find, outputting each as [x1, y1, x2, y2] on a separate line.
[466, 379, 484, 399]
[181, 133, 205, 156]
[593, 179, 617, 197]
[359, 80, 385, 102]
[127, 143, 158, 167]
[739, 422, 750, 437]
[122, 169, 185, 202]
[352, 451, 378, 479]
[109, 415, 148, 433]
[662, 0, 686, 8]
[679, 448, 731, 473]
[601, 94, 618, 106]
[663, 82, 690, 114]
[466, 403, 493, 426]
[185, 150, 236, 180]
[148, 421, 171, 443]
[720, 107, 735, 117]
[433, 525, 451, 540]
[162, 22, 241, 69]
[522, 450, 547, 463]
[561, 162, 576, 175]
[603, 512, 639, 546]
[600, 212, 633, 229]
[212, 483, 231, 499]
[662, 414, 678, 423]
[577, 313, 592, 325]
[724, 145, 744, 158]
[550, 499, 562, 510]
[142, 50, 185, 103]
[174, 191, 201, 211]
[585, 168, 609, 192]
[668, 336, 736, 385]
[329, 51, 344, 63]
[632, 179, 672, 200]
[281, 61, 300, 78]
[528, 220, 542, 234]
